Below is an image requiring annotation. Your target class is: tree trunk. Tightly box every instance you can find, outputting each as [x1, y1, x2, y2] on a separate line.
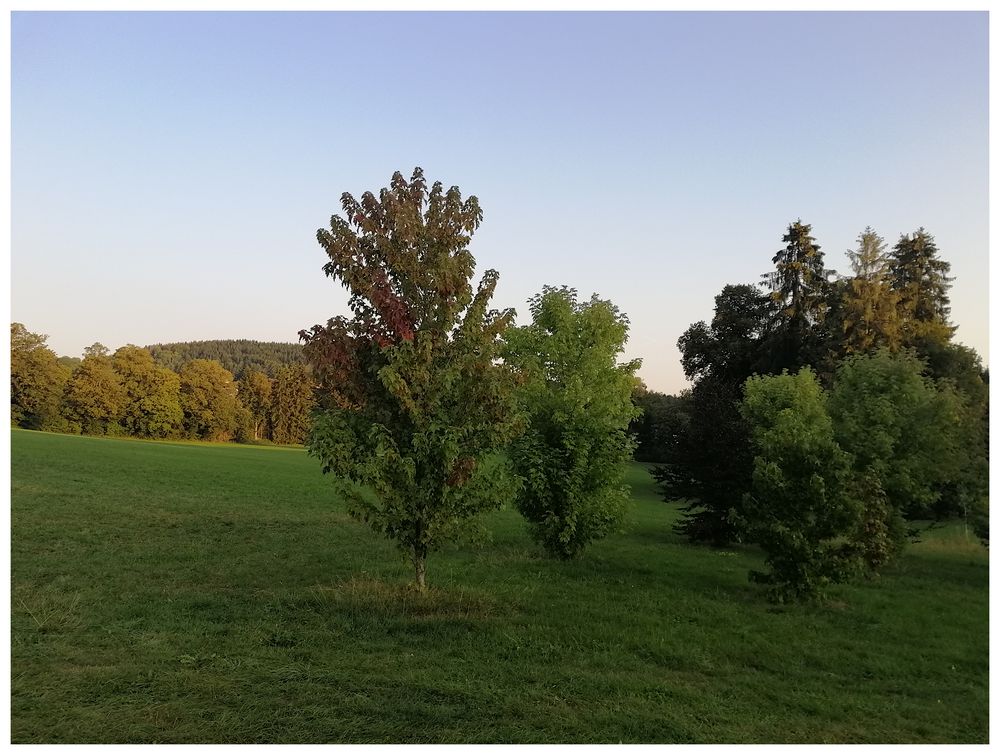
[412, 545, 427, 591]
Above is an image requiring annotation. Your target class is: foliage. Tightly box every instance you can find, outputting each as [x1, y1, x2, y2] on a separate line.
[739, 368, 861, 601]
[147, 339, 304, 379]
[654, 376, 752, 546]
[630, 388, 687, 463]
[238, 370, 273, 441]
[10, 323, 71, 430]
[661, 284, 773, 546]
[270, 364, 314, 444]
[111, 345, 184, 438]
[302, 167, 520, 588]
[761, 220, 834, 371]
[828, 349, 980, 525]
[505, 286, 640, 559]
[840, 227, 902, 356]
[61, 344, 126, 435]
[889, 228, 954, 349]
[178, 359, 241, 441]
[678, 284, 774, 383]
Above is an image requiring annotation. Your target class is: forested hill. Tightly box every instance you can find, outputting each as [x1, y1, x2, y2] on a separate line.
[145, 339, 304, 379]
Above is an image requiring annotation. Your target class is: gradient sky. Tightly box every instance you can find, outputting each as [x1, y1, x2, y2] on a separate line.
[12, 11, 988, 394]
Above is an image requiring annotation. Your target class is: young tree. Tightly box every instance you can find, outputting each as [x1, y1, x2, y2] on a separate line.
[840, 227, 902, 355]
[179, 359, 241, 441]
[238, 370, 273, 440]
[301, 167, 520, 589]
[111, 346, 183, 438]
[61, 343, 126, 435]
[505, 286, 640, 559]
[889, 228, 954, 349]
[10, 323, 70, 430]
[739, 368, 861, 601]
[270, 364, 314, 444]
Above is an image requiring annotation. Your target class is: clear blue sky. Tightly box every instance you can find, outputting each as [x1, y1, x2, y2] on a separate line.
[12, 11, 988, 393]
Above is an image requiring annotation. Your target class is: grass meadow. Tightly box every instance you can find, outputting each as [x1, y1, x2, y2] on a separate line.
[10, 429, 989, 743]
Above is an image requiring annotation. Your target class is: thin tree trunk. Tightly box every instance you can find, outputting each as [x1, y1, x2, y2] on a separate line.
[412, 547, 427, 591]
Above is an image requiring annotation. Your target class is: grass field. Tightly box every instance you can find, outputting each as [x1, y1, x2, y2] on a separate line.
[10, 429, 989, 743]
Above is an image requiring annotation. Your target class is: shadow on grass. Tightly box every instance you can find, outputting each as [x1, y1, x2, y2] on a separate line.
[296, 577, 505, 627]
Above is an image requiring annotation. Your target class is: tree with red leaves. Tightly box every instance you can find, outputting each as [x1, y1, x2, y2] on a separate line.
[301, 168, 520, 590]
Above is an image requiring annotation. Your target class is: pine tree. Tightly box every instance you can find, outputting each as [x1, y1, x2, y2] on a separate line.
[889, 228, 954, 348]
[762, 220, 833, 371]
[840, 227, 902, 355]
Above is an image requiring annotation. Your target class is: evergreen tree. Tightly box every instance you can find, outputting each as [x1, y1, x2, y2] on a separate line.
[840, 228, 901, 356]
[762, 220, 833, 371]
[889, 228, 954, 349]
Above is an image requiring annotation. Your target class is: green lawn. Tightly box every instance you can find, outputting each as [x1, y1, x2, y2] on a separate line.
[10, 429, 989, 743]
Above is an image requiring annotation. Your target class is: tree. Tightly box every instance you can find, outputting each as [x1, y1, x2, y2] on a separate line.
[889, 228, 954, 349]
[111, 346, 183, 438]
[739, 368, 861, 601]
[762, 221, 834, 371]
[238, 370, 273, 440]
[302, 167, 520, 589]
[678, 284, 774, 383]
[504, 286, 640, 559]
[840, 227, 902, 356]
[61, 343, 126, 435]
[10, 323, 70, 430]
[179, 359, 241, 441]
[270, 364, 314, 444]
[631, 389, 687, 463]
[658, 284, 773, 545]
[828, 349, 979, 525]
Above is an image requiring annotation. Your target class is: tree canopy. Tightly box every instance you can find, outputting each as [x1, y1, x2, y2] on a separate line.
[302, 167, 520, 589]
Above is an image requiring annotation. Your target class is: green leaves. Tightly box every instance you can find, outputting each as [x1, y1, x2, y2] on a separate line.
[506, 287, 640, 559]
[741, 369, 860, 601]
[304, 168, 519, 588]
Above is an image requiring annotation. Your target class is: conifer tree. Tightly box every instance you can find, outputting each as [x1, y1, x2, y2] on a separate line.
[840, 227, 902, 355]
[889, 228, 954, 348]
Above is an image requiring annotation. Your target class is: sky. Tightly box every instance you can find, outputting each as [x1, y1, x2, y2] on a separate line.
[11, 11, 989, 394]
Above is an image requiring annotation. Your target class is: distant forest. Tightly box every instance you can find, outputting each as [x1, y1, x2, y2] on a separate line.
[146, 340, 304, 379]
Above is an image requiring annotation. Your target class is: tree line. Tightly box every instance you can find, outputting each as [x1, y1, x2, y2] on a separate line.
[146, 339, 304, 379]
[10, 330, 315, 445]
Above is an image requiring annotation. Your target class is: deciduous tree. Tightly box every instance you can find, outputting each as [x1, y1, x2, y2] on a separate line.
[505, 286, 640, 559]
[739, 368, 860, 601]
[10, 323, 70, 430]
[238, 370, 273, 440]
[179, 359, 241, 441]
[61, 343, 126, 435]
[302, 168, 520, 589]
[112, 345, 183, 438]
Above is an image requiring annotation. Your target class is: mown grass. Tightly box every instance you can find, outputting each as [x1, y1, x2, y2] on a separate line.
[10, 429, 988, 743]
